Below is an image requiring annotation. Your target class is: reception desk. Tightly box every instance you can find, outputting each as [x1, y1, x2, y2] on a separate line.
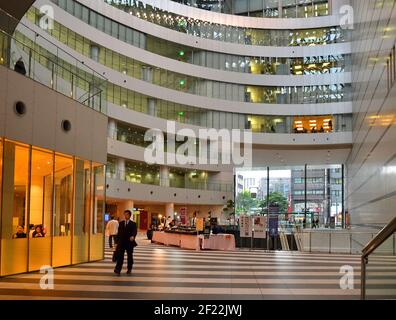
[152, 231, 236, 251]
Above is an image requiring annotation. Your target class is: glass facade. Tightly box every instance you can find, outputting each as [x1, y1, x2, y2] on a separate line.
[236, 164, 344, 227]
[171, 0, 329, 18]
[23, 9, 350, 105]
[14, 12, 353, 134]
[0, 8, 107, 113]
[107, 87, 353, 132]
[106, 158, 233, 192]
[54, 0, 348, 47]
[0, 139, 105, 277]
[27, 6, 349, 76]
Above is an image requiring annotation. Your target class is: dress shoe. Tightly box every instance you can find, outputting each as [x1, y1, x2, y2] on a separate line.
[126, 270, 132, 275]
[114, 270, 121, 276]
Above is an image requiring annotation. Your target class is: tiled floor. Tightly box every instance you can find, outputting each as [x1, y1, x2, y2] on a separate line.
[0, 237, 395, 300]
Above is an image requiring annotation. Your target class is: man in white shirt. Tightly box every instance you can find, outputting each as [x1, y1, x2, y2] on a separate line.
[106, 216, 119, 249]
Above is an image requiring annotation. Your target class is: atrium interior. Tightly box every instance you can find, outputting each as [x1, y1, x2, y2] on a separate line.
[0, 0, 395, 301]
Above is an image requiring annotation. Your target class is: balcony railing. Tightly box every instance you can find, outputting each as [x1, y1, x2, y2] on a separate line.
[106, 169, 234, 192]
[361, 217, 396, 300]
[0, 8, 107, 113]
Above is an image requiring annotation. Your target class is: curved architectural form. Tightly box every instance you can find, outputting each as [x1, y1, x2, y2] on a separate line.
[0, 0, 352, 232]
[1, 0, 396, 302]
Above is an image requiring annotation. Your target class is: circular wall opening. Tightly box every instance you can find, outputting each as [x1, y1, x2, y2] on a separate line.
[14, 101, 26, 116]
[61, 120, 72, 132]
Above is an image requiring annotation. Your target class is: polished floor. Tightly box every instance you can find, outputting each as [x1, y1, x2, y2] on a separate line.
[0, 237, 395, 300]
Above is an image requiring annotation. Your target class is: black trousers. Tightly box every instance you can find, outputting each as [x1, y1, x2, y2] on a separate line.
[114, 247, 134, 272]
[109, 235, 117, 248]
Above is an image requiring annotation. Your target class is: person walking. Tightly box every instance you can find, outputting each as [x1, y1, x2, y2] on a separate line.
[106, 216, 119, 249]
[114, 210, 137, 276]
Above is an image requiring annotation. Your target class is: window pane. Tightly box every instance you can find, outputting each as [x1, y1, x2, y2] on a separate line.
[1, 140, 29, 276]
[28, 148, 53, 271]
[52, 153, 73, 267]
[90, 163, 105, 261]
[73, 159, 91, 264]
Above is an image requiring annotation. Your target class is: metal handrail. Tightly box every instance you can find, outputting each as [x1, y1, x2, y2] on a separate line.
[361, 217, 396, 300]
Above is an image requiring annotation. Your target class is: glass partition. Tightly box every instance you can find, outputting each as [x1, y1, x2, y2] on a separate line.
[28, 148, 53, 271]
[73, 159, 91, 264]
[0, 140, 106, 276]
[52, 153, 73, 267]
[0, 141, 29, 276]
[90, 163, 105, 261]
[100, 0, 341, 46]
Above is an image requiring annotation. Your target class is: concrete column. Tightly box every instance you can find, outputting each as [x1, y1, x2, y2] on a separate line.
[142, 66, 153, 82]
[160, 166, 170, 187]
[117, 158, 125, 181]
[90, 45, 99, 62]
[118, 200, 134, 221]
[108, 118, 117, 140]
[278, 0, 282, 18]
[165, 203, 175, 221]
[148, 98, 156, 116]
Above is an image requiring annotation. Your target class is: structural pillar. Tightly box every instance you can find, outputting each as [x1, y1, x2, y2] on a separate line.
[117, 158, 125, 181]
[165, 203, 175, 220]
[108, 118, 117, 140]
[148, 98, 156, 116]
[90, 45, 100, 62]
[160, 166, 170, 187]
[118, 200, 134, 220]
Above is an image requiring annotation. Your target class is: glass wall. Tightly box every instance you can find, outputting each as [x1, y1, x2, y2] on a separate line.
[21, 11, 350, 105]
[26, 7, 350, 76]
[1, 141, 29, 276]
[28, 147, 53, 271]
[236, 164, 345, 228]
[171, 0, 329, 18]
[54, 0, 349, 47]
[90, 163, 105, 261]
[0, 139, 105, 277]
[52, 153, 73, 267]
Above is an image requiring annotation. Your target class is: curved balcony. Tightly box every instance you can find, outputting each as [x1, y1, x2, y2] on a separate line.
[99, 0, 344, 29]
[25, 7, 351, 87]
[16, 21, 351, 117]
[44, 0, 352, 57]
[167, 0, 331, 19]
[106, 176, 232, 205]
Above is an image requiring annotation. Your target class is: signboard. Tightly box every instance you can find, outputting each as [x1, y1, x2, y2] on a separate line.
[268, 214, 279, 237]
[196, 218, 204, 232]
[239, 215, 252, 238]
[180, 207, 187, 225]
[253, 216, 266, 239]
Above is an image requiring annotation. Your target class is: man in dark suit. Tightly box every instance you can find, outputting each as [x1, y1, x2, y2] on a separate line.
[114, 210, 137, 276]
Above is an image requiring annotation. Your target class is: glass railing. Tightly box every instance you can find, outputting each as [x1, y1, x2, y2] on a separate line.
[0, 8, 107, 113]
[107, 1, 345, 46]
[169, 0, 329, 18]
[21, 8, 350, 105]
[93, 0, 349, 47]
[34, 6, 349, 76]
[106, 168, 234, 192]
[361, 217, 396, 300]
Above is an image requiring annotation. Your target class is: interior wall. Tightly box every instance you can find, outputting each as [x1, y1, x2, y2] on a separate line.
[347, 0, 396, 227]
